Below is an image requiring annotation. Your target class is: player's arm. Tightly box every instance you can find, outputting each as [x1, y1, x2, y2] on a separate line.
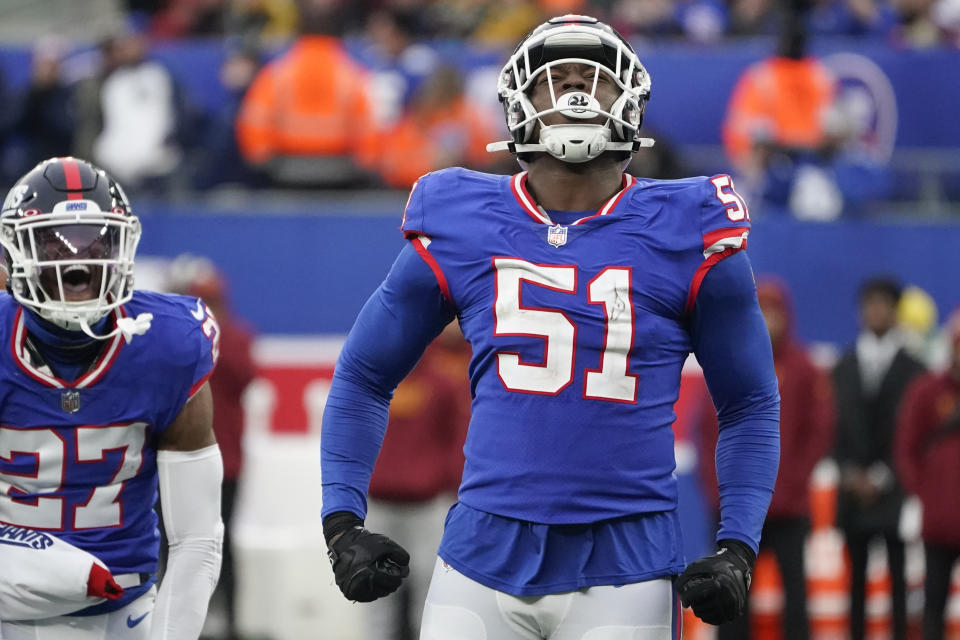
[679, 250, 781, 625]
[322, 240, 456, 602]
[151, 382, 224, 640]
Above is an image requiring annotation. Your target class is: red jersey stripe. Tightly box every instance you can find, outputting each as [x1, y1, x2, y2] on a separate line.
[702, 226, 749, 253]
[685, 247, 742, 314]
[411, 236, 453, 303]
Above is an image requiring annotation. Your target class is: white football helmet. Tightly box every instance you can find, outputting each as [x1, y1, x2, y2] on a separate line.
[0, 157, 149, 340]
[487, 15, 654, 163]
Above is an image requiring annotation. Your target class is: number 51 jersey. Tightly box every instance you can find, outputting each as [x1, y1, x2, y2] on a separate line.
[0, 290, 218, 610]
[401, 168, 750, 525]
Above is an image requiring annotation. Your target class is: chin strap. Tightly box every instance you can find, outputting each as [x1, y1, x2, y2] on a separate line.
[80, 312, 153, 344]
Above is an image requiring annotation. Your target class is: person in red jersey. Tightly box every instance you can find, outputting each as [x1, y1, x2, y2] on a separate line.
[896, 310, 960, 640]
[697, 275, 834, 640]
[364, 323, 471, 640]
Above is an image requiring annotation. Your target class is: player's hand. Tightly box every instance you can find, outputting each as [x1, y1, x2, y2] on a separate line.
[676, 538, 755, 625]
[323, 511, 410, 603]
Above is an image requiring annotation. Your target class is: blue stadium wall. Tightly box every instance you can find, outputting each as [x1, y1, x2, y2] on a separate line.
[135, 206, 960, 347]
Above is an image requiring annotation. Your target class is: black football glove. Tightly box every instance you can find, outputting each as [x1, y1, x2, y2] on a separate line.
[323, 511, 410, 603]
[676, 538, 756, 625]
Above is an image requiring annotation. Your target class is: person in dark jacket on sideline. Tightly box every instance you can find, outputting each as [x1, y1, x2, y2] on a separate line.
[833, 276, 926, 640]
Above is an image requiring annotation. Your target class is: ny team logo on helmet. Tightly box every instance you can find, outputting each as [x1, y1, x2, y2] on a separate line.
[0, 157, 141, 330]
[486, 15, 654, 163]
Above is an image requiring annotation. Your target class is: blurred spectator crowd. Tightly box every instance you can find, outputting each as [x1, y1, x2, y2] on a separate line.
[122, 0, 960, 47]
[0, 0, 957, 215]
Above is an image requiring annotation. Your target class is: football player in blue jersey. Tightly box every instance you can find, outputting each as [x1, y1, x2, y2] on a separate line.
[0, 157, 224, 640]
[321, 15, 781, 638]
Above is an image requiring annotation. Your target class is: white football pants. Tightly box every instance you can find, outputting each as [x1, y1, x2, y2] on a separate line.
[0, 587, 156, 640]
[419, 558, 680, 640]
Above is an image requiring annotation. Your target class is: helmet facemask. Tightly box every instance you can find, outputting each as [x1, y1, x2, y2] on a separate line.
[1, 202, 141, 331]
[488, 16, 654, 163]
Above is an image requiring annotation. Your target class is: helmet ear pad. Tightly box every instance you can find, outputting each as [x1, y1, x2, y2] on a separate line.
[610, 93, 648, 143]
[506, 92, 540, 144]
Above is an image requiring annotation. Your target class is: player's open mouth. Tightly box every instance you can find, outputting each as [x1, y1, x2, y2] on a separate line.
[62, 265, 94, 295]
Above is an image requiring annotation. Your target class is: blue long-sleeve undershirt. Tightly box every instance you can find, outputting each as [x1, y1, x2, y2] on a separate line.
[690, 251, 781, 552]
[321, 244, 780, 553]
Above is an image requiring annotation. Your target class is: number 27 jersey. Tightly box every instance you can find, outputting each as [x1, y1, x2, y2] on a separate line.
[401, 168, 750, 524]
[0, 291, 218, 588]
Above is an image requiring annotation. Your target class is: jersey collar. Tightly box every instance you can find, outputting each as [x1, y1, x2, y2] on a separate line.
[11, 306, 127, 389]
[510, 171, 637, 226]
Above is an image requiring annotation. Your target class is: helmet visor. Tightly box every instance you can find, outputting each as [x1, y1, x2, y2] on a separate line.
[31, 223, 120, 262]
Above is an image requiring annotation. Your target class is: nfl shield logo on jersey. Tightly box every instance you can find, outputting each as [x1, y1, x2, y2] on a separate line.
[61, 391, 80, 414]
[547, 224, 568, 247]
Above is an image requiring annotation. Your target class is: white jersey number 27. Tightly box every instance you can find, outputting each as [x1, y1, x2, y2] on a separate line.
[0, 423, 147, 530]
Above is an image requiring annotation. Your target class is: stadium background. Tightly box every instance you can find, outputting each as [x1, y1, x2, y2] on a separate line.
[1, 0, 959, 638]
